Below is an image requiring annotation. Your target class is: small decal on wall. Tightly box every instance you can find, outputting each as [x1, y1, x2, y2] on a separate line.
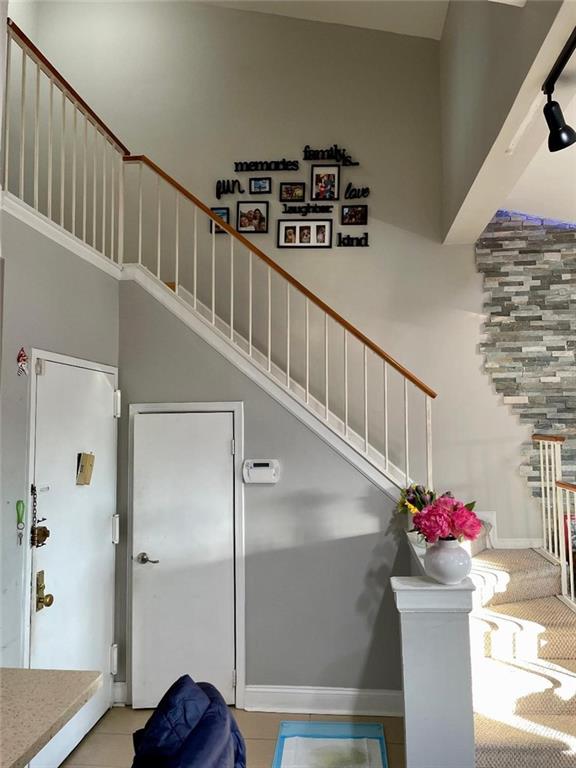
[17, 347, 29, 376]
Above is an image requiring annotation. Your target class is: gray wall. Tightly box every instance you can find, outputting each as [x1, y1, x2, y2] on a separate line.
[119, 281, 405, 688]
[0, 213, 119, 665]
[17, 1, 540, 537]
[440, 0, 561, 237]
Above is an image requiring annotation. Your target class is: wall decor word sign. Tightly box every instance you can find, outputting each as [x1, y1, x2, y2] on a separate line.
[237, 201, 269, 233]
[311, 165, 340, 201]
[303, 144, 359, 167]
[278, 219, 332, 249]
[216, 179, 245, 199]
[210, 207, 230, 234]
[344, 182, 370, 199]
[282, 202, 333, 216]
[337, 232, 369, 247]
[234, 159, 299, 172]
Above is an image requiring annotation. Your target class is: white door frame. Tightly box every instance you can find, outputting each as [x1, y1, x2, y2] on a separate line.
[24, 348, 118, 668]
[127, 402, 246, 709]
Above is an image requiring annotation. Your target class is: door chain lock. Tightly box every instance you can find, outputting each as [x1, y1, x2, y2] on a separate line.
[30, 484, 50, 548]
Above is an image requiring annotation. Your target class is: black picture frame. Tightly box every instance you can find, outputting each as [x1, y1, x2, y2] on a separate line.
[310, 164, 340, 201]
[341, 204, 368, 226]
[277, 219, 332, 249]
[279, 182, 306, 202]
[249, 177, 272, 195]
[210, 207, 230, 234]
[237, 201, 269, 234]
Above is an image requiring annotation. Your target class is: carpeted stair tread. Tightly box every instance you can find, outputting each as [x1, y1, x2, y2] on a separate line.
[479, 596, 576, 660]
[472, 657, 576, 716]
[471, 548, 561, 606]
[475, 713, 576, 767]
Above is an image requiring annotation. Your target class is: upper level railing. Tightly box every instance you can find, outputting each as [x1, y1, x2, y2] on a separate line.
[3, 19, 128, 261]
[2, 19, 437, 489]
[532, 434, 576, 604]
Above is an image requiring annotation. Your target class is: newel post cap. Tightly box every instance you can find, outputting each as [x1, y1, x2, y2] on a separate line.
[390, 576, 475, 614]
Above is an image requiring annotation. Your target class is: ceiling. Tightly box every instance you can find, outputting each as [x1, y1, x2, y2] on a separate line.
[506, 89, 576, 224]
[211, 1, 450, 40]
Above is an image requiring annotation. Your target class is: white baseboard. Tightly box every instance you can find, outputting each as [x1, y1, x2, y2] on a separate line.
[243, 685, 404, 717]
[112, 682, 127, 706]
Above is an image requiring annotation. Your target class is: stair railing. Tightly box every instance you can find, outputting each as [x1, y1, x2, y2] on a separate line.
[2, 19, 437, 489]
[532, 434, 576, 604]
[532, 434, 565, 559]
[557, 480, 576, 602]
[122, 155, 437, 486]
[3, 19, 129, 262]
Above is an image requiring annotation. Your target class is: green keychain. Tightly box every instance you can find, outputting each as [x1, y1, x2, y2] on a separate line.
[16, 499, 25, 546]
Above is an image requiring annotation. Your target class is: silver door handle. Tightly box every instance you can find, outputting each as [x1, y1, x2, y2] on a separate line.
[135, 552, 159, 564]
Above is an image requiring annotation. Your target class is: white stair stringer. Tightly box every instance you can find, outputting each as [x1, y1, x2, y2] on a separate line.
[122, 264, 403, 500]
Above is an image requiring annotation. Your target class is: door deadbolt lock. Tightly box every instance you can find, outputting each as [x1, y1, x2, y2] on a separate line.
[36, 570, 55, 611]
[31, 525, 50, 548]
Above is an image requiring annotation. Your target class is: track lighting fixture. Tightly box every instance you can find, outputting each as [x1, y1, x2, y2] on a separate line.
[543, 94, 576, 153]
[542, 27, 576, 153]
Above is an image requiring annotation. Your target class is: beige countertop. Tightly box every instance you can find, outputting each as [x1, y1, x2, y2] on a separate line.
[0, 667, 102, 768]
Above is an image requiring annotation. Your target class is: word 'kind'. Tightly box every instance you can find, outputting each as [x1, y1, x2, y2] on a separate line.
[337, 233, 369, 248]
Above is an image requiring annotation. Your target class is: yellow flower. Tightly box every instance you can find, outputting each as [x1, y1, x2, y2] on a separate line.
[406, 501, 419, 516]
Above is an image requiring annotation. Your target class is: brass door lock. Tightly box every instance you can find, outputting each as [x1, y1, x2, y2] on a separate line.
[36, 570, 54, 611]
[31, 525, 50, 548]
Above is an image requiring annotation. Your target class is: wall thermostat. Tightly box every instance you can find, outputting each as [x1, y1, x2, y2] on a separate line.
[242, 459, 280, 484]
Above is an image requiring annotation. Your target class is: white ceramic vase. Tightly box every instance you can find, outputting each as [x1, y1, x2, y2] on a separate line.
[423, 538, 471, 585]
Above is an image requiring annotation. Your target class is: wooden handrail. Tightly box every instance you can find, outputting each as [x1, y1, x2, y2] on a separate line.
[557, 480, 576, 493]
[124, 154, 438, 399]
[533, 434, 567, 443]
[7, 19, 130, 155]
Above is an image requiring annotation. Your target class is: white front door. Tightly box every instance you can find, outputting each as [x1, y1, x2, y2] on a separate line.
[131, 411, 236, 708]
[29, 355, 117, 768]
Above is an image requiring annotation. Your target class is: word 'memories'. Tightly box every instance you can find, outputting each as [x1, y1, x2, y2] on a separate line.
[234, 159, 300, 172]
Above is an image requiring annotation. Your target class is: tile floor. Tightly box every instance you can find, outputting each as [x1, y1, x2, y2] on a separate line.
[61, 707, 406, 767]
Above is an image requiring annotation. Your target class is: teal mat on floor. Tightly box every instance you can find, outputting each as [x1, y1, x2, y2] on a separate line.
[272, 721, 388, 768]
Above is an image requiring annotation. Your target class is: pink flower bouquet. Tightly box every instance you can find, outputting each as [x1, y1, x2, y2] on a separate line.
[412, 496, 482, 544]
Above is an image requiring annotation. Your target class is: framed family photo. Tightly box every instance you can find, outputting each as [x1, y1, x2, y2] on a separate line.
[279, 182, 306, 202]
[341, 204, 368, 226]
[237, 201, 269, 233]
[277, 219, 332, 248]
[310, 165, 340, 201]
[210, 207, 230, 234]
[249, 177, 272, 194]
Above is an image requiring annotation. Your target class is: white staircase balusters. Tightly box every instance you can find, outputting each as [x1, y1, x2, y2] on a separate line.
[533, 434, 576, 609]
[557, 480, 576, 603]
[3, 20, 129, 263]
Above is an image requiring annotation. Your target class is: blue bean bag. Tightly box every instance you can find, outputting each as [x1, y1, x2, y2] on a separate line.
[131, 675, 246, 768]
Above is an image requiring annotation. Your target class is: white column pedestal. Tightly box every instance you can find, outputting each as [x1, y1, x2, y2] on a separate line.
[391, 576, 476, 768]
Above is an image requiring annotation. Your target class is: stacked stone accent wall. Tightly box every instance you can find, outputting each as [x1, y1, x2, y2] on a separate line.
[476, 210, 576, 496]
